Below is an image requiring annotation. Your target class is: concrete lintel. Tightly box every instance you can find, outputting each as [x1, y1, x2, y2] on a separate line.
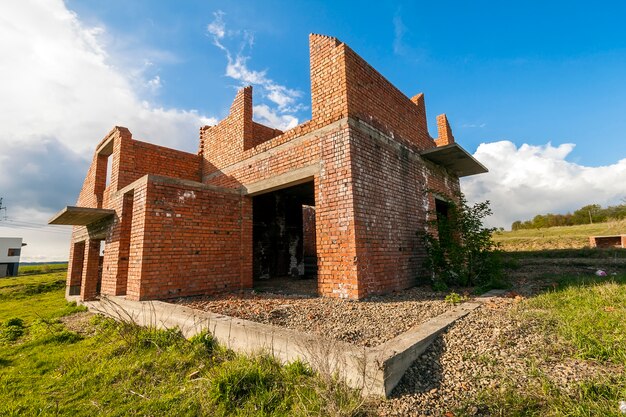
[146, 174, 241, 195]
[243, 164, 320, 196]
[113, 174, 240, 200]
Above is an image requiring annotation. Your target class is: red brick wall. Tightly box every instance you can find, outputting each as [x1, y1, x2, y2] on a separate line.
[204, 121, 360, 298]
[131, 141, 200, 184]
[349, 123, 460, 297]
[250, 122, 283, 150]
[343, 44, 434, 152]
[70, 125, 200, 301]
[131, 177, 250, 300]
[126, 179, 149, 300]
[76, 126, 200, 209]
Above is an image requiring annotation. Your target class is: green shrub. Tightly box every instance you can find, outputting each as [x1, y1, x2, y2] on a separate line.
[5, 317, 24, 327]
[1, 317, 25, 342]
[43, 330, 82, 344]
[423, 193, 503, 287]
[283, 360, 313, 378]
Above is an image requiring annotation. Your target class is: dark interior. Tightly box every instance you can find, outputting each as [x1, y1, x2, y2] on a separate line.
[252, 181, 317, 293]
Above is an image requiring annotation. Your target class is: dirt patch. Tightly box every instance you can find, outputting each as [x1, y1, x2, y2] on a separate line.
[59, 312, 95, 337]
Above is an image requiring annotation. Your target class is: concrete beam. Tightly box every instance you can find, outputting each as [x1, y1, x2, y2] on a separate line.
[243, 164, 320, 196]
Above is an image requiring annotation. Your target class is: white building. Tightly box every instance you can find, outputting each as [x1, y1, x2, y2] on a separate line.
[0, 237, 26, 277]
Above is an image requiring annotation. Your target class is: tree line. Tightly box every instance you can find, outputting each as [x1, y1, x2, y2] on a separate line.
[511, 203, 626, 230]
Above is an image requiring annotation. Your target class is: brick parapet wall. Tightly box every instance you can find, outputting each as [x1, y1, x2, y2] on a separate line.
[200, 34, 441, 181]
[342, 45, 435, 153]
[435, 114, 455, 147]
[77, 126, 199, 209]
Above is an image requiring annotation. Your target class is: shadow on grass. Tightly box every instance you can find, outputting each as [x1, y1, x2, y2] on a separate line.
[504, 247, 626, 259]
[552, 273, 626, 292]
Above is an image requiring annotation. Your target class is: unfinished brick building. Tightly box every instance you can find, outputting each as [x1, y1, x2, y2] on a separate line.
[50, 34, 486, 302]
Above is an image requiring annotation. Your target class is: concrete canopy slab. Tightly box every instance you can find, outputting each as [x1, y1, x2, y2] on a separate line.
[48, 206, 115, 226]
[421, 143, 488, 177]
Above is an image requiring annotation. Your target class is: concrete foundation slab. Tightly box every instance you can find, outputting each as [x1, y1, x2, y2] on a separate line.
[79, 289, 506, 397]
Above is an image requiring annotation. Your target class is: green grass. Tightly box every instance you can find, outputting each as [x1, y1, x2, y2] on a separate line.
[0, 272, 71, 320]
[526, 274, 626, 364]
[18, 262, 68, 275]
[465, 273, 626, 416]
[494, 220, 626, 251]
[503, 247, 626, 260]
[0, 272, 363, 416]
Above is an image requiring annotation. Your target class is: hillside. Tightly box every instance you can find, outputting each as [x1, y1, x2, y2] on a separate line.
[493, 220, 626, 251]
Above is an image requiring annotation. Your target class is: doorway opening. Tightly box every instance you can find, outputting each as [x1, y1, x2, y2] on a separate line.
[435, 198, 452, 243]
[252, 181, 317, 296]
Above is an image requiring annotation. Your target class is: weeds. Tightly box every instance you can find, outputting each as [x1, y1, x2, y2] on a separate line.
[463, 272, 626, 416]
[444, 292, 467, 305]
[524, 274, 626, 365]
[466, 373, 626, 417]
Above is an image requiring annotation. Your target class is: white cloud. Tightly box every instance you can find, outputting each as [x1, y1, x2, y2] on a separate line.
[0, 0, 216, 261]
[207, 10, 226, 39]
[225, 55, 269, 85]
[462, 141, 626, 229]
[461, 123, 487, 128]
[393, 13, 407, 56]
[253, 105, 299, 131]
[0, 1, 215, 155]
[206, 11, 303, 125]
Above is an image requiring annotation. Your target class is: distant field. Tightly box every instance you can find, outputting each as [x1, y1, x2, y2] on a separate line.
[493, 220, 626, 252]
[18, 263, 68, 275]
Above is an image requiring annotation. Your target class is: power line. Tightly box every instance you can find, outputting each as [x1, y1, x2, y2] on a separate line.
[0, 223, 71, 235]
[6, 219, 56, 228]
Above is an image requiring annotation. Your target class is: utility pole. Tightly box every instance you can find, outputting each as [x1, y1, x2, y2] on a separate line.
[0, 197, 6, 220]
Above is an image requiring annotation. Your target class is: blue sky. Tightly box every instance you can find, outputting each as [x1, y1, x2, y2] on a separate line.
[1, 0, 625, 260]
[67, 0, 626, 166]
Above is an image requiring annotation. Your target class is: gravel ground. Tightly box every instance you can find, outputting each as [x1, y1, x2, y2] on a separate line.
[375, 269, 625, 416]
[175, 286, 456, 347]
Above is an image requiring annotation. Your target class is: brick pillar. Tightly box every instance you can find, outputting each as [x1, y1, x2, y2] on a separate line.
[81, 239, 101, 301]
[67, 241, 85, 296]
[435, 114, 455, 147]
[115, 192, 134, 295]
